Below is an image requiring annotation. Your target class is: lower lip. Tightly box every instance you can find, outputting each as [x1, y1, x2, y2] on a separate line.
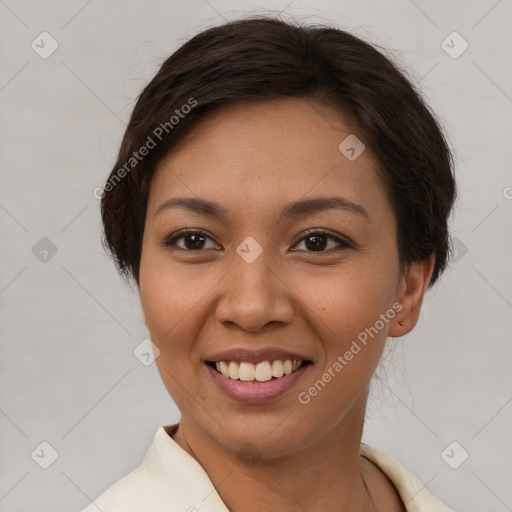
[206, 363, 310, 404]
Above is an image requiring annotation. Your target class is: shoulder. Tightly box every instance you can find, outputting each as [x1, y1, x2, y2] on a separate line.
[77, 427, 182, 512]
[77, 454, 198, 512]
[360, 444, 456, 512]
[78, 464, 152, 512]
[77, 425, 229, 512]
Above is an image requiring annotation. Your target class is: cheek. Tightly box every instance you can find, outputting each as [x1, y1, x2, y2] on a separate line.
[302, 254, 400, 385]
[138, 255, 207, 407]
[139, 242, 193, 325]
[294, 271, 397, 417]
[138, 245, 228, 371]
[144, 304, 194, 358]
[313, 258, 398, 330]
[139, 248, 193, 353]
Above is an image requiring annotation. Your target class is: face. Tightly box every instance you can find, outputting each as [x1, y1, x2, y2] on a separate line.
[139, 98, 421, 458]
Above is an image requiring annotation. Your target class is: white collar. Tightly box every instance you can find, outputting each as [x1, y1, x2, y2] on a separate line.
[81, 423, 454, 511]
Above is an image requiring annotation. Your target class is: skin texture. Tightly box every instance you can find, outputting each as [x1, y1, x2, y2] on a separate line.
[138, 98, 434, 511]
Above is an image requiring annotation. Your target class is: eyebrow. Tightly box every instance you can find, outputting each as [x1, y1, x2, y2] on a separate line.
[154, 195, 370, 222]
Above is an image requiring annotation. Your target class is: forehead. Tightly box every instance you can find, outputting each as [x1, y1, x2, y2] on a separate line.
[147, 98, 388, 221]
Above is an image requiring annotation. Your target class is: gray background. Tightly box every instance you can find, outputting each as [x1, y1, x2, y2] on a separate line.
[1, 0, 511, 511]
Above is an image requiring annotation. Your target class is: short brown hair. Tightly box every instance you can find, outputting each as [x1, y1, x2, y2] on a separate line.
[101, 16, 456, 286]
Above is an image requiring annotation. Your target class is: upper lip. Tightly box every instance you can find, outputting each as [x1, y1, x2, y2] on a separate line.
[204, 348, 312, 364]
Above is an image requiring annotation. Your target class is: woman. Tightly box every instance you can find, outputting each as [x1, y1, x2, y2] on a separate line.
[83, 16, 456, 511]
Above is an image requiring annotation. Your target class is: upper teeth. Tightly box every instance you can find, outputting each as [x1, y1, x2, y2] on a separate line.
[214, 360, 302, 382]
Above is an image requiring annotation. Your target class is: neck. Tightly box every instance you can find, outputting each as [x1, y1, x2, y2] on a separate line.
[172, 395, 376, 511]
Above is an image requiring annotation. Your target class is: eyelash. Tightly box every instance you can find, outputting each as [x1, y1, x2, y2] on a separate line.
[163, 228, 353, 253]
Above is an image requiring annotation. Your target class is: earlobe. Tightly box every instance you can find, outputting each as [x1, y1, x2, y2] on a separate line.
[389, 254, 435, 337]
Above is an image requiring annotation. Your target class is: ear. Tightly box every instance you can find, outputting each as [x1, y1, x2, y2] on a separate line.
[388, 254, 435, 337]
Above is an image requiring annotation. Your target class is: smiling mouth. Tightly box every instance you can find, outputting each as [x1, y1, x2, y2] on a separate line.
[205, 359, 313, 382]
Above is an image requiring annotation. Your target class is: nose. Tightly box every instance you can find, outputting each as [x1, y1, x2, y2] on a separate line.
[215, 248, 294, 332]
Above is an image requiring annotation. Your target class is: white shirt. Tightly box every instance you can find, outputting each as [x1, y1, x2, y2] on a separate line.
[79, 424, 454, 512]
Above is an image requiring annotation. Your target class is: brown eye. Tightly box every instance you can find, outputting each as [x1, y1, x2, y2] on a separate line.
[164, 230, 219, 251]
[292, 230, 352, 253]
